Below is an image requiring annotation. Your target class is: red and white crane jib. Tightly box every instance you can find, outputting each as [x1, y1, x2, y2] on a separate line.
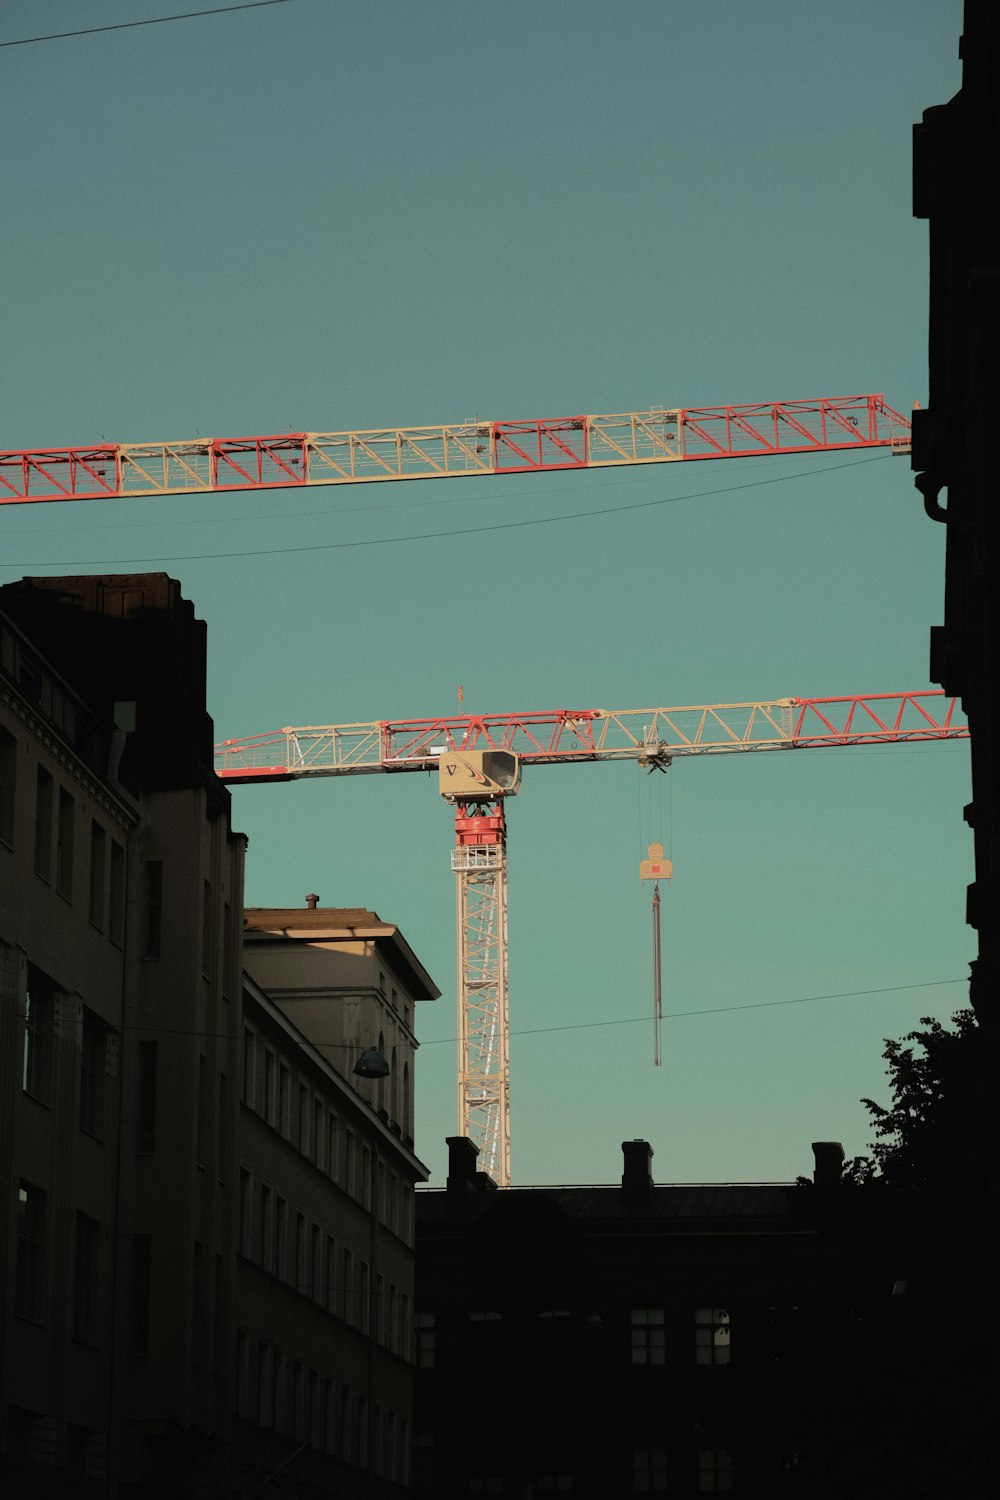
[213, 690, 967, 785]
[0, 394, 911, 506]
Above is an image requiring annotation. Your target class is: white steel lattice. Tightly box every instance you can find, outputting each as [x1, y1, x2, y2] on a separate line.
[453, 845, 510, 1186]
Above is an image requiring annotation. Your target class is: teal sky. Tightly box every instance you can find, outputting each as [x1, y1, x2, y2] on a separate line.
[2, 0, 969, 1187]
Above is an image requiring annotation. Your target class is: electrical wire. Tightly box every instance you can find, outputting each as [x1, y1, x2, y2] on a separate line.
[2, 439, 864, 538]
[504, 977, 966, 1040]
[0, 452, 891, 571]
[105, 976, 966, 1046]
[0, 1, 294, 49]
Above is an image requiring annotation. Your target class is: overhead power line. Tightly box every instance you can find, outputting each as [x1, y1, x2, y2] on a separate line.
[0, 0, 294, 49]
[0, 452, 889, 571]
[111, 977, 966, 1046]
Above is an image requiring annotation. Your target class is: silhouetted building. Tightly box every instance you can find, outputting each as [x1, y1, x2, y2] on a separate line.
[414, 1137, 851, 1499]
[914, 0, 999, 1045]
[1, 577, 440, 1499]
[1, 574, 245, 1496]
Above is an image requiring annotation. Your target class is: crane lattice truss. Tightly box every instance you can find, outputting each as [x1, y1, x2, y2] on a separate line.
[215, 691, 968, 1184]
[0, 393, 910, 505]
[453, 829, 510, 1185]
[215, 691, 963, 781]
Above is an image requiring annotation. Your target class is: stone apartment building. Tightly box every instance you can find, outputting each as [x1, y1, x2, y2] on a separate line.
[1, 574, 438, 1499]
[234, 905, 439, 1498]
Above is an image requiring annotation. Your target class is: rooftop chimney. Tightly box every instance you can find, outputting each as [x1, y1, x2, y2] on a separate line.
[305, 893, 319, 910]
[622, 1138, 654, 1197]
[811, 1141, 845, 1190]
[446, 1136, 481, 1201]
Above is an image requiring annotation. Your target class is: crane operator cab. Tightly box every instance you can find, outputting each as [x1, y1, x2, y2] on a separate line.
[438, 749, 521, 801]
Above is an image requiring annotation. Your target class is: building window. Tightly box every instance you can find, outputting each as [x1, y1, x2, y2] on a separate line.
[238, 1169, 252, 1257]
[259, 1184, 274, 1270]
[314, 1098, 325, 1171]
[262, 1049, 276, 1123]
[0, 726, 16, 846]
[109, 840, 126, 945]
[56, 787, 74, 898]
[15, 1180, 47, 1322]
[312, 1223, 323, 1303]
[196, 1056, 210, 1169]
[343, 1247, 354, 1324]
[400, 1292, 411, 1360]
[298, 1083, 310, 1155]
[376, 1273, 386, 1344]
[322, 1377, 335, 1455]
[698, 1448, 734, 1492]
[34, 766, 53, 879]
[242, 1028, 255, 1104]
[633, 1450, 668, 1492]
[309, 1368, 320, 1448]
[71, 1212, 101, 1345]
[328, 1112, 339, 1183]
[359, 1261, 371, 1335]
[236, 1328, 250, 1417]
[79, 1009, 107, 1138]
[276, 1196, 288, 1281]
[213, 1255, 225, 1374]
[137, 1040, 157, 1151]
[292, 1360, 306, 1443]
[255, 1339, 272, 1427]
[216, 1072, 229, 1180]
[631, 1309, 665, 1365]
[222, 902, 234, 998]
[130, 1234, 152, 1355]
[340, 1387, 352, 1459]
[415, 1311, 435, 1368]
[23, 974, 55, 1102]
[278, 1063, 290, 1137]
[345, 1129, 356, 1197]
[295, 1212, 307, 1295]
[326, 1235, 337, 1312]
[537, 1477, 572, 1493]
[201, 879, 213, 976]
[695, 1308, 731, 1366]
[88, 820, 106, 928]
[144, 860, 162, 957]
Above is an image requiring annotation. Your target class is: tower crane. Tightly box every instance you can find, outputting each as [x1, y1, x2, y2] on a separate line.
[3, 388, 937, 1183]
[0, 392, 910, 504]
[214, 691, 968, 1186]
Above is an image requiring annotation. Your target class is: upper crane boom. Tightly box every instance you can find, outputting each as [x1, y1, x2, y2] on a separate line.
[214, 690, 965, 783]
[1, 394, 911, 506]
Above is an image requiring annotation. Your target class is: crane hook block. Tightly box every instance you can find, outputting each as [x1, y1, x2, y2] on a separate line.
[640, 842, 673, 881]
[438, 749, 521, 801]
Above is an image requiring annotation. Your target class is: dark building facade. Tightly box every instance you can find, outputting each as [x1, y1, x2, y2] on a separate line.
[1, 574, 246, 1496]
[914, 0, 999, 1046]
[414, 1137, 855, 1500]
[1, 577, 440, 1499]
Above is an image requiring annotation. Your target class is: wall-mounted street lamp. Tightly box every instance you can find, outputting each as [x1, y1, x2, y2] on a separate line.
[353, 1047, 390, 1080]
